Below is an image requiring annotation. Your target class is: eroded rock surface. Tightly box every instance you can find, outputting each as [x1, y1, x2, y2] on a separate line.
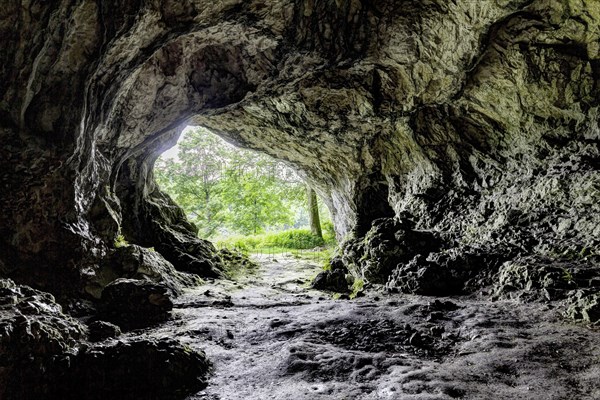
[1, 0, 598, 298]
[0, 279, 211, 400]
[1, 1, 599, 397]
[99, 278, 174, 329]
[146, 255, 600, 400]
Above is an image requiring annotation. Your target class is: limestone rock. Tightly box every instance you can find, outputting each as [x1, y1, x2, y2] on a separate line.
[387, 254, 465, 296]
[89, 244, 201, 298]
[0, 279, 87, 399]
[565, 290, 600, 324]
[386, 245, 515, 296]
[342, 217, 442, 284]
[0, 280, 209, 400]
[99, 278, 173, 329]
[311, 256, 351, 292]
[87, 320, 122, 342]
[0, 0, 598, 299]
[312, 270, 350, 293]
[64, 338, 211, 400]
[4, 337, 211, 400]
[492, 256, 600, 301]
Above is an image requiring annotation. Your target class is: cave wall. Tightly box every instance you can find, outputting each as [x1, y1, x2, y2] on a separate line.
[1, 0, 598, 295]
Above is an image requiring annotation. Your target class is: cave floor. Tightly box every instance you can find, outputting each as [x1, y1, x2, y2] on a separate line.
[130, 255, 600, 400]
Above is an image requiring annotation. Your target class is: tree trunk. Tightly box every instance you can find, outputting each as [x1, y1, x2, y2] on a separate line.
[307, 186, 323, 239]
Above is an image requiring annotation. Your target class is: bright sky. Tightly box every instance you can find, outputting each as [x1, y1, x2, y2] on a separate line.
[160, 126, 192, 160]
[161, 126, 242, 162]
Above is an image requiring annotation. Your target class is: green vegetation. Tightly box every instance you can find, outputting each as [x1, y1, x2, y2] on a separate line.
[215, 229, 335, 253]
[349, 278, 364, 299]
[561, 267, 574, 284]
[213, 229, 334, 265]
[114, 234, 128, 248]
[218, 248, 259, 279]
[155, 127, 332, 239]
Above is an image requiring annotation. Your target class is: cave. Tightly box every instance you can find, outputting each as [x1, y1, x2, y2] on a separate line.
[1, 1, 599, 399]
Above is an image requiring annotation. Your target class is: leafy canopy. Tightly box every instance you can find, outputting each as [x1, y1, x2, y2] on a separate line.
[154, 127, 311, 237]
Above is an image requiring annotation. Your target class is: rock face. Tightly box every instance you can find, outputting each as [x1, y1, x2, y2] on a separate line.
[0, 2, 598, 299]
[0, 279, 211, 400]
[99, 278, 174, 329]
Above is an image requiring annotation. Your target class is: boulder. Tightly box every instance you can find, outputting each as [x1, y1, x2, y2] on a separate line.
[99, 278, 173, 329]
[342, 217, 443, 284]
[312, 269, 350, 293]
[87, 320, 122, 342]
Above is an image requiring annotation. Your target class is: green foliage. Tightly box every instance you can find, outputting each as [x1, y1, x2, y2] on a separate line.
[561, 267, 574, 284]
[215, 235, 262, 252]
[155, 127, 310, 237]
[321, 220, 337, 245]
[215, 229, 326, 251]
[218, 248, 259, 279]
[114, 234, 128, 248]
[260, 229, 325, 249]
[349, 278, 364, 299]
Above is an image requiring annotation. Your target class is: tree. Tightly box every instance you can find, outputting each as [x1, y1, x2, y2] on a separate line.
[154, 129, 228, 237]
[154, 127, 308, 237]
[307, 186, 323, 239]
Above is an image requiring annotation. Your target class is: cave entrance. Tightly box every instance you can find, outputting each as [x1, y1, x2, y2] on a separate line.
[154, 126, 336, 264]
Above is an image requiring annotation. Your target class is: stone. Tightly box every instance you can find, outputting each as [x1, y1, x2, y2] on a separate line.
[99, 278, 173, 329]
[564, 290, 600, 324]
[0, 278, 207, 400]
[0, 0, 598, 319]
[312, 270, 350, 293]
[64, 338, 211, 400]
[0, 279, 86, 399]
[386, 254, 465, 296]
[87, 320, 122, 342]
[342, 217, 443, 284]
[491, 256, 595, 301]
[85, 244, 201, 299]
[4, 337, 211, 400]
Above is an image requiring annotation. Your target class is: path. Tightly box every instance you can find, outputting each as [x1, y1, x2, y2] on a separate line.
[133, 255, 600, 400]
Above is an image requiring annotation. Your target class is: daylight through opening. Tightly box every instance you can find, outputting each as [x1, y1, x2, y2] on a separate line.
[155, 126, 337, 261]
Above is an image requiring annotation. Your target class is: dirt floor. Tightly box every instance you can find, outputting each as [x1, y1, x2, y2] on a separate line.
[130, 255, 600, 400]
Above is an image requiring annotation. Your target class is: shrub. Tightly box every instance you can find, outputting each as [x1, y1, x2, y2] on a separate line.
[214, 229, 328, 252]
[260, 229, 325, 249]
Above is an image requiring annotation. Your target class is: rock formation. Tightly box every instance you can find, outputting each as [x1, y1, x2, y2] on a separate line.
[2, 0, 599, 297]
[1, 0, 599, 395]
[2, 0, 598, 295]
[0, 278, 211, 399]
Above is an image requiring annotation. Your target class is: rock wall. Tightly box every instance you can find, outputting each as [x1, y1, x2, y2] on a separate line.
[0, 0, 598, 296]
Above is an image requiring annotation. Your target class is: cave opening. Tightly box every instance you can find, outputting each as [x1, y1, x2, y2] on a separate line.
[2, 1, 600, 399]
[152, 125, 337, 264]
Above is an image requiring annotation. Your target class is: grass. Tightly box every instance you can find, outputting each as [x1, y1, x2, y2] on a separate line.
[349, 278, 364, 299]
[214, 228, 336, 264]
[215, 228, 335, 251]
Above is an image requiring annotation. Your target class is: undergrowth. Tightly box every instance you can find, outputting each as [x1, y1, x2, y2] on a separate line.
[215, 228, 336, 252]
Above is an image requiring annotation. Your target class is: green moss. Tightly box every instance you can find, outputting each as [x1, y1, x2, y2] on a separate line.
[114, 234, 128, 248]
[218, 248, 258, 280]
[349, 278, 364, 299]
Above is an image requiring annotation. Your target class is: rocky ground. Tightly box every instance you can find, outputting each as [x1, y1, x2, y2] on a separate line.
[124, 254, 600, 400]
